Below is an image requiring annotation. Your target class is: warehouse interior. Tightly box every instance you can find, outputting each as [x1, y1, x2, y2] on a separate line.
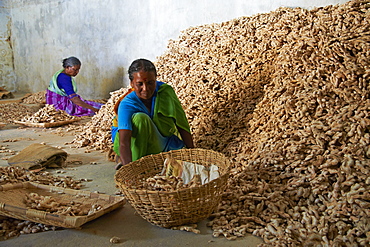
[1, 0, 369, 246]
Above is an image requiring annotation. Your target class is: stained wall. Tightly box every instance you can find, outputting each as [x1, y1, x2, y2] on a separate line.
[1, 0, 349, 99]
[0, 2, 16, 91]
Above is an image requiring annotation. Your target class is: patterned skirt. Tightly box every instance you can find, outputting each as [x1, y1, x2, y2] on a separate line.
[45, 89, 103, 117]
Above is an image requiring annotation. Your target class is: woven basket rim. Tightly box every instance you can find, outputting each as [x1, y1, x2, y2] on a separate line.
[114, 148, 231, 190]
[116, 147, 231, 167]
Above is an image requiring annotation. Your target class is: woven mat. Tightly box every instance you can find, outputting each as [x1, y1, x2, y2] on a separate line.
[0, 182, 126, 228]
[13, 119, 80, 128]
[8, 143, 67, 170]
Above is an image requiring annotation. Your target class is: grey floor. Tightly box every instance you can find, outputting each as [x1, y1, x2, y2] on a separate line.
[0, 119, 263, 247]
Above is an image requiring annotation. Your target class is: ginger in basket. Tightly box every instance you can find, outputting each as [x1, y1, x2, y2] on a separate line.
[144, 175, 184, 191]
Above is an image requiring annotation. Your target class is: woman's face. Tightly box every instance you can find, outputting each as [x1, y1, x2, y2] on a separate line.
[130, 70, 157, 100]
[64, 65, 81, 77]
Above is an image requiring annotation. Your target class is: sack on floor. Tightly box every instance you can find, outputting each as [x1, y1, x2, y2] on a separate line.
[7, 143, 68, 170]
[0, 86, 14, 99]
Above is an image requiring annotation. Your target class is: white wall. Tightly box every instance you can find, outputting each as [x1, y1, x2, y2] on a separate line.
[2, 0, 349, 98]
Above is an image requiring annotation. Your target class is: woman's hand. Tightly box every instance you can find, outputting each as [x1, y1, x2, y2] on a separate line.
[118, 129, 133, 166]
[177, 127, 195, 148]
[70, 96, 100, 114]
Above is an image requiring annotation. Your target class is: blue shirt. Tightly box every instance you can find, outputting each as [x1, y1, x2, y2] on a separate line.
[117, 81, 164, 131]
[57, 73, 76, 97]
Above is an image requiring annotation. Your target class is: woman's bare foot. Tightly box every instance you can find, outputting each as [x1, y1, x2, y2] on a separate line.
[115, 162, 123, 170]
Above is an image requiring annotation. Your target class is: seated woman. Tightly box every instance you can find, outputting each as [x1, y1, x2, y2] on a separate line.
[112, 58, 194, 170]
[46, 56, 103, 117]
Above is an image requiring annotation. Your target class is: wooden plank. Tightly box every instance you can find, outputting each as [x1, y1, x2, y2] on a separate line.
[0, 93, 31, 104]
[0, 99, 22, 104]
[13, 119, 80, 128]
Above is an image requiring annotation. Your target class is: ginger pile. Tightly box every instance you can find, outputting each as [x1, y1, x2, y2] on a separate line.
[68, 1, 369, 245]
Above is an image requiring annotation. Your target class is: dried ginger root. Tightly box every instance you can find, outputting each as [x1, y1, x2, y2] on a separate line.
[154, 1, 370, 246]
[0, 166, 84, 239]
[19, 104, 77, 123]
[135, 173, 204, 192]
[62, 1, 369, 245]
[0, 103, 39, 123]
[21, 91, 46, 104]
[24, 192, 102, 216]
[172, 224, 201, 234]
[68, 87, 131, 152]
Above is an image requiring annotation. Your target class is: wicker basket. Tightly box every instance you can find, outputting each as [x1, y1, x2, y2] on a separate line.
[0, 182, 125, 228]
[114, 148, 231, 228]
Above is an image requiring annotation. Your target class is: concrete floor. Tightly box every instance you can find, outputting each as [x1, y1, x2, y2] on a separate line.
[0, 117, 264, 247]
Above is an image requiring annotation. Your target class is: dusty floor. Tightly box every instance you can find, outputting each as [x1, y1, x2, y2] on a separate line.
[0, 110, 264, 247]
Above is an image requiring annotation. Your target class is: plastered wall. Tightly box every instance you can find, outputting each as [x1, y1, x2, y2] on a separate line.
[0, 4, 16, 92]
[1, 0, 349, 99]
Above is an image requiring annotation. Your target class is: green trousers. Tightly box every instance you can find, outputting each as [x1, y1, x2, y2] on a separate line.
[113, 113, 184, 162]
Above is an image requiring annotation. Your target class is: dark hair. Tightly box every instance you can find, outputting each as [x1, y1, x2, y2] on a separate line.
[62, 56, 81, 68]
[128, 58, 157, 81]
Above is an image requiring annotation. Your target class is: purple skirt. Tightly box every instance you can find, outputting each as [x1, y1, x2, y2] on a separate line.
[45, 89, 103, 117]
